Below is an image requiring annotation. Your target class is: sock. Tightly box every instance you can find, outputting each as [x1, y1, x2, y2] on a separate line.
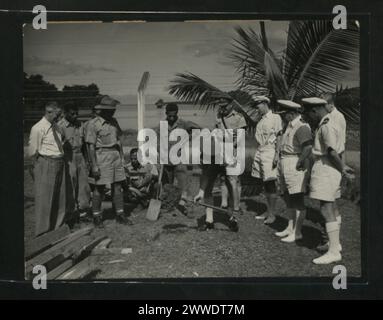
[294, 209, 306, 236]
[92, 192, 102, 216]
[113, 187, 124, 213]
[205, 208, 213, 223]
[285, 219, 293, 232]
[326, 221, 340, 254]
[336, 215, 342, 225]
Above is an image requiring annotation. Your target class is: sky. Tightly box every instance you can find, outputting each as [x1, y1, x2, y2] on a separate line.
[23, 20, 359, 104]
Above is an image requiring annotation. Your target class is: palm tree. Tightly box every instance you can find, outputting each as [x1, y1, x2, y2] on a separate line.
[168, 20, 359, 122]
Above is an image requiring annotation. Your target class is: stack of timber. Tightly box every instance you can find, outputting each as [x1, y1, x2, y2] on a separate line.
[25, 225, 111, 280]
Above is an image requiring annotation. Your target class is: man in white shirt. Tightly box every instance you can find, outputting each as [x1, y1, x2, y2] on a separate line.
[317, 92, 348, 252]
[251, 96, 283, 224]
[28, 101, 67, 236]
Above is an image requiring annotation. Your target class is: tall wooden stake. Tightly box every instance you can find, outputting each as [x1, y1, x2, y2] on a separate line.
[137, 71, 150, 147]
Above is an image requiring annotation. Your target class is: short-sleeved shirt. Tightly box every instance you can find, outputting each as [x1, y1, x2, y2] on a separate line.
[329, 107, 346, 153]
[255, 110, 283, 147]
[57, 118, 84, 152]
[85, 115, 122, 148]
[125, 162, 158, 186]
[312, 114, 342, 156]
[280, 115, 312, 156]
[28, 117, 64, 158]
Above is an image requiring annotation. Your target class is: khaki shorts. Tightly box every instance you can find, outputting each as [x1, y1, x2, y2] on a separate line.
[309, 157, 341, 202]
[279, 156, 308, 194]
[251, 146, 278, 181]
[95, 149, 126, 185]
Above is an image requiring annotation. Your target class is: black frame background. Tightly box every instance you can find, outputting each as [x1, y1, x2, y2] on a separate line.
[0, 0, 382, 299]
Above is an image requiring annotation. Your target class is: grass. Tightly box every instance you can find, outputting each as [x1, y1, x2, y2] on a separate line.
[24, 167, 361, 279]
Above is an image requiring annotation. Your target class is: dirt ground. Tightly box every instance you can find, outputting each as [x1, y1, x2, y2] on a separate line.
[24, 165, 361, 279]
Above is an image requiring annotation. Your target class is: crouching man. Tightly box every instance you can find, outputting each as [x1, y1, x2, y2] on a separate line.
[275, 100, 312, 243]
[124, 147, 158, 207]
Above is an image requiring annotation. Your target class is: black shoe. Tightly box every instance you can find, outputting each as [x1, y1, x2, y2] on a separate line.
[176, 204, 188, 216]
[93, 215, 104, 228]
[198, 221, 214, 231]
[116, 214, 133, 225]
[228, 217, 239, 232]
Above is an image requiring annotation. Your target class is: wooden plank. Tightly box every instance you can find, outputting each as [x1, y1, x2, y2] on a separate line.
[47, 238, 112, 280]
[57, 256, 96, 280]
[47, 259, 74, 280]
[92, 247, 132, 255]
[25, 225, 71, 260]
[94, 238, 112, 250]
[26, 234, 106, 279]
[25, 227, 93, 276]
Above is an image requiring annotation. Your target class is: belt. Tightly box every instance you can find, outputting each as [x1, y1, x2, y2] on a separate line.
[281, 153, 299, 157]
[96, 146, 119, 152]
[38, 153, 64, 160]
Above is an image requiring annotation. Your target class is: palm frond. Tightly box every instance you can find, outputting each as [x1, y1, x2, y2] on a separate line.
[284, 20, 359, 99]
[167, 72, 257, 129]
[229, 26, 288, 100]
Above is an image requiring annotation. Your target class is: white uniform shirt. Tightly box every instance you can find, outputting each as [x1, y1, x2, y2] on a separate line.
[312, 114, 343, 156]
[28, 117, 64, 158]
[329, 106, 346, 153]
[280, 115, 312, 156]
[255, 110, 283, 147]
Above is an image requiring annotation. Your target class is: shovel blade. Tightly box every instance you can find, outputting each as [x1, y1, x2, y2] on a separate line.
[146, 199, 162, 221]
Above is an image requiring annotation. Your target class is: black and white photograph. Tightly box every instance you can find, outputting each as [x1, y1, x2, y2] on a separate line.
[22, 19, 361, 280]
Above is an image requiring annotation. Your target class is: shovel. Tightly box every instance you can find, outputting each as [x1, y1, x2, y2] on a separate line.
[181, 198, 232, 214]
[146, 164, 164, 221]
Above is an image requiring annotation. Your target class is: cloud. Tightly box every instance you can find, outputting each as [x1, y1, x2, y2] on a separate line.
[24, 56, 116, 76]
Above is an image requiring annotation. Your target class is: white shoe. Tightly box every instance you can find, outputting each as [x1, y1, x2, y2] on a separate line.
[255, 213, 268, 220]
[275, 228, 292, 238]
[281, 233, 302, 243]
[312, 251, 342, 265]
[317, 241, 342, 252]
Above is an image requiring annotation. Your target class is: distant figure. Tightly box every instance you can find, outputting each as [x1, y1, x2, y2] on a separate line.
[57, 102, 91, 222]
[28, 101, 67, 236]
[124, 148, 158, 207]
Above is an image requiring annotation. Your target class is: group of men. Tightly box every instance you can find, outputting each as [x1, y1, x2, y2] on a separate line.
[28, 95, 159, 237]
[28, 91, 350, 265]
[193, 94, 350, 265]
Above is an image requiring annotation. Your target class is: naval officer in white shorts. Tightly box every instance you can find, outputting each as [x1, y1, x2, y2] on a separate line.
[274, 100, 313, 243]
[302, 97, 352, 265]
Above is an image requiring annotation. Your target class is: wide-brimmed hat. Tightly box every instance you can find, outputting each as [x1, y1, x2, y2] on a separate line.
[94, 95, 120, 110]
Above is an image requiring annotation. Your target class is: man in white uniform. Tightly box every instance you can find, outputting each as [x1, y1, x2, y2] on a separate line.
[317, 93, 348, 251]
[302, 97, 352, 264]
[251, 96, 283, 224]
[274, 100, 313, 243]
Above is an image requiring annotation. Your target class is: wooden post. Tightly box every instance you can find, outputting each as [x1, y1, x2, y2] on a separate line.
[137, 72, 150, 147]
